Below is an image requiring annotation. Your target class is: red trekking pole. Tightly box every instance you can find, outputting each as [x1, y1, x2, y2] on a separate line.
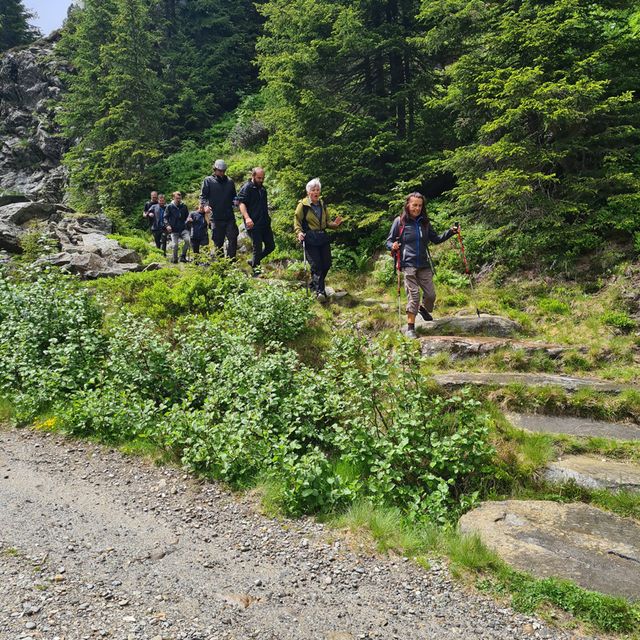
[455, 222, 481, 318]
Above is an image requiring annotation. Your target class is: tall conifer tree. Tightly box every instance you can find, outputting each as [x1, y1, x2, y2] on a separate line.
[0, 0, 41, 52]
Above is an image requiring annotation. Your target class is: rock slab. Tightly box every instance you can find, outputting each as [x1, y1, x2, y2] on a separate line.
[459, 500, 640, 600]
[507, 413, 640, 442]
[416, 314, 522, 338]
[420, 336, 578, 360]
[434, 372, 634, 394]
[543, 455, 640, 493]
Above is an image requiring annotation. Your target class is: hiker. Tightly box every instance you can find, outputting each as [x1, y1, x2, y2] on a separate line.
[294, 178, 343, 301]
[238, 167, 274, 275]
[199, 159, 238, 260]
[187, 202, 209, 263]
[147, 193, 167, 255]
[142, 190, 159, 228]
[165, 191, 190, 264]
[386, 192, 459, 338]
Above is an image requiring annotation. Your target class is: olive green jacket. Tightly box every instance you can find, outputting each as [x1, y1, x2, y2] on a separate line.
[294, 197, 329, 236]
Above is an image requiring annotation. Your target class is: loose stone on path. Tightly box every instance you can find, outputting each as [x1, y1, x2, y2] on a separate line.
[459, 500, 640, 600]
[416, 314, 522, 338]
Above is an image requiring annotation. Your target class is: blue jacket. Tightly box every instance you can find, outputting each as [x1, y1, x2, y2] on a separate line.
[147, 203, 166, 232]
[386, 215, 454, 270]
[188, 211, 208, 243]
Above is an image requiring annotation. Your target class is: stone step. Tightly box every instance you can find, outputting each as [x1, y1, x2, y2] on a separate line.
[507, 412, 640, 441]
[543, 455, 640, 493]
[416, 314, 522, 338]
[433, 371, 635, 394]
[420, 336, 581, 360]
[459, 500, 640, 600]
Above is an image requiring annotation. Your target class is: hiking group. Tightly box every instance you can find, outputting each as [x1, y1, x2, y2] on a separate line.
[144, 161, 460, 337]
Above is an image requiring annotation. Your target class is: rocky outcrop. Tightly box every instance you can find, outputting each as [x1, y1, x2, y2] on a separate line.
[0, 199, 143, 278]
[0, 200, 68, 251]
[0, 32, 69, 201]
[459, 500, 640, 600]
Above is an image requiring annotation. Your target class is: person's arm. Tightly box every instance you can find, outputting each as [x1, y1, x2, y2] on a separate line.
[238, 184, 254, 229]
[294, 201, 305, 242]
[164, 205, 173, 233]
[324, 202, 343, 229]
[386, 218, 400, 251]
[200, 178, 212, 215]
[428, 224, 457, 244]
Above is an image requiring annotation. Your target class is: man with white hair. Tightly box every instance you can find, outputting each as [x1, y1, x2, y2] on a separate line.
[293, 178, 343, 300]
[199, 159, 238, 259]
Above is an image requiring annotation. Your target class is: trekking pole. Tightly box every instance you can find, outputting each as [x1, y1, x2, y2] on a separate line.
[302, 239, 310, 295]
[455, 222, 481, 318]
[394, 248, 403, 331]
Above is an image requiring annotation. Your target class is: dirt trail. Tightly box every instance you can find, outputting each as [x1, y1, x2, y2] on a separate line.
[1, 427, 590, 640]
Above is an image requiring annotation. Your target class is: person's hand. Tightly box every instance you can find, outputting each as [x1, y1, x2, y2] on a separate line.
[392, 241, 400, 252]
[244, 217, 254, 230]
[333, 216, 343, 226]
[297, 232, 306, 243]
[204, 205, 212, 214]
[166, 225, 172, 233]
[450, 222, 460, 234]
[148, 211, 154, 218]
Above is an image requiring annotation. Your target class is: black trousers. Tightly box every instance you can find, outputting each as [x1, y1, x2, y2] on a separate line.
[248, 224, 275, 268]
[211, 219, 239, 259]
[304, 242, 332, 294]
[152, 229, 167, 253]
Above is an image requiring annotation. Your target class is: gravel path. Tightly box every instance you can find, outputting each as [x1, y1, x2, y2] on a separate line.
[1, 427, 595, 640]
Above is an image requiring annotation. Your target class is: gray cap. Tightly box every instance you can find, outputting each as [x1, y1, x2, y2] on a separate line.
[213, 159, 227, 171]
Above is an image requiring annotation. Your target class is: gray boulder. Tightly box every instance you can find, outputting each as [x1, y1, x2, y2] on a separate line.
[0, 200, 65, 251]
[416, 314, 522, 338]
[459, 500, 640, 600]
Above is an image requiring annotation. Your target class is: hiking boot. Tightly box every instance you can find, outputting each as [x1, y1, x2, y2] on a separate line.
[179, 256, 188, 263]
[316, 292, 327, 302]
[418, 306, 433, 322]
[405, 328, 418, 339]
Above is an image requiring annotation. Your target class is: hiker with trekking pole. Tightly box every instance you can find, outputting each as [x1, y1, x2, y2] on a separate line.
[386, 192, 459, 339]
[294, 178, 343, 301]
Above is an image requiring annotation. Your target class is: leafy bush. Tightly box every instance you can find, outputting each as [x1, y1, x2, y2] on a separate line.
[0, 268, 106, 422]
[537, 297, 571, 316]
[93, 262, 248, 320]
[372, 254, 395, 287]
[602, 310, 636, 332]
[227, 283, 313, 343]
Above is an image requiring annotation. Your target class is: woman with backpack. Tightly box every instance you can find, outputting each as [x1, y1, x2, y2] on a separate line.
[294, 178, 343, 300]
[386, 192, 459, 338]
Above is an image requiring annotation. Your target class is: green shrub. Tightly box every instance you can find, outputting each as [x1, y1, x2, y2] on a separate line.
[537, 297, 570, 315]
[0, 268, 106, 422]
[227, 283, 313, 343]
[602, 310, 636, 332]
[372, 254, 395, 286]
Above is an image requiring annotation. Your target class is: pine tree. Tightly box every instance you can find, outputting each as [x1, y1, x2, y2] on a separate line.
[0, 0, 41, 52]
[420, 0, 640, 260]
[58, 0, 164, 215]
[257, 0, 430, 202]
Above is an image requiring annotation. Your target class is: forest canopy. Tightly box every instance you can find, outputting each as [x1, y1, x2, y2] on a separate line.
[10, 0, 638, 264]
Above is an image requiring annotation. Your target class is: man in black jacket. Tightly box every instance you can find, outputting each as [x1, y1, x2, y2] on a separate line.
[142, 190, 159, 229]
[165, 191, 190, 263]
[200, 159, 238, 260]
[238, 167, 274, 274]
